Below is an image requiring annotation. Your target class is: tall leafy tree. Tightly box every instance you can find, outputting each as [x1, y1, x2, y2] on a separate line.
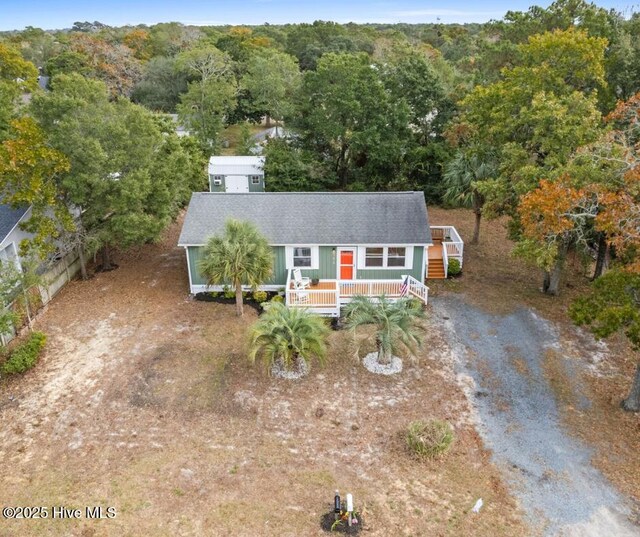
[198, 220, 273, 317]
[176, 46, 237, 152]
[242, 49, 301, 130]
[131, 56, 188, 112]
[457, 28, 607, 294]
[0, 43, 39, 140]
[297, 52, 410, 189]
[31, 73, 196, 274]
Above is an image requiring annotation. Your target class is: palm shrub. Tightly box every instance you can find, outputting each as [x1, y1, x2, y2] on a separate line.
[249, 302, 330, 375]
[199, 219, 273, 316]
[342, 295, 425, 366]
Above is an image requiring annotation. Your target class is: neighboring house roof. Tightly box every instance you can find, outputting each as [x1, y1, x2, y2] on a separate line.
[208, 156, 265, 176]
[0, 204, 30, 245]
[178, 192, 431, 246]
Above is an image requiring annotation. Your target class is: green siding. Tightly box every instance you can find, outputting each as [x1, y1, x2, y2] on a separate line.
[208, 174, 264, 192]
[356, 246, 424, 281]
[297, 246, 336, 280]
[266, 246, 287, 285]
[187, 245, 424, 287]
[249, 179, 265, 192]
[187, 245, 286, 287]
[187, 246, 208, 285]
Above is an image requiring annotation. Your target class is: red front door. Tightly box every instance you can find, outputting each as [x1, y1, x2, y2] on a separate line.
[340, 250, 354, 280]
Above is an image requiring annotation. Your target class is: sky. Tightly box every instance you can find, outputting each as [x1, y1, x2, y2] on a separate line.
[0, 0, 636, 31]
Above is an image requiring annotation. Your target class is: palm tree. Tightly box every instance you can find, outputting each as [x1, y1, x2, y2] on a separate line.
[248, 302, 330, 375]
[442, 149, 496, 245]
[342, 295, 425, 366]
[198, 219, 273, 316]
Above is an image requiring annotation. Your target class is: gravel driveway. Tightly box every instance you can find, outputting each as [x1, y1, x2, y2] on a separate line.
[435, 294, 640, 537]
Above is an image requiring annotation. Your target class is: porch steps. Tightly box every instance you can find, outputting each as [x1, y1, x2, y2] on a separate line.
[427, 258, 446, 279]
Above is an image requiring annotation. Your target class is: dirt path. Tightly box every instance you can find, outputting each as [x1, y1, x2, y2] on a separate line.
[436, 294, 640, 537]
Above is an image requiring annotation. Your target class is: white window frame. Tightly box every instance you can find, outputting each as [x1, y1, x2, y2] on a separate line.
[285, 246, 319, 270]
[250, 175, 261, 185]
[212, 175, 223, 186]
[358, 246, 413, 270]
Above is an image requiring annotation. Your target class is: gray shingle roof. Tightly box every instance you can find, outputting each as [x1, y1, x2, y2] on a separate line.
[178, 192, 431, 246]
[0, 204, 29, 243]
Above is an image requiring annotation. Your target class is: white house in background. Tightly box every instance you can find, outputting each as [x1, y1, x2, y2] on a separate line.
[208, 156, 265, 193]
[0, 204, 32, 272]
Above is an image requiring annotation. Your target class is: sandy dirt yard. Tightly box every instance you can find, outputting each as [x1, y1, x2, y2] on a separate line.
[0, 214, 526, 537]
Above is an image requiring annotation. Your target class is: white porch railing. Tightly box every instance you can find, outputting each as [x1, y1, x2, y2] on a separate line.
[339, 280, 402, 298]
[430, 225, 464, 267]
[442, 243, 449, 278]
[403, 275, 429, 303]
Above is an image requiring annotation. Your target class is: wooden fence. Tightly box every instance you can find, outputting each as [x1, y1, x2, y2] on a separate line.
[1, 251, 81, 346]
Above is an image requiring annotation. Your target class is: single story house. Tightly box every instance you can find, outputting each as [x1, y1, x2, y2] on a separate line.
[178, 192, 463, 316]
[208, 156, 265, 193]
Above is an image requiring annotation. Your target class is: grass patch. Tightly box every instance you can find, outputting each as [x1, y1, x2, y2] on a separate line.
[406, 419, 455, 458]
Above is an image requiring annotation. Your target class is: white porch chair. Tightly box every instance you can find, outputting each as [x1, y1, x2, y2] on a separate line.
[292, 268, 311, 289]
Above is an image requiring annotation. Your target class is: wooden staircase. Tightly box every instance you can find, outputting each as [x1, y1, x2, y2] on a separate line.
[427, 242, 446, 279]
[427, 257, 446, 279]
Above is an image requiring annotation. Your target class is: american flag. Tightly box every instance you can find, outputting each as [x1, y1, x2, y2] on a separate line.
[400, 277, 409, 297]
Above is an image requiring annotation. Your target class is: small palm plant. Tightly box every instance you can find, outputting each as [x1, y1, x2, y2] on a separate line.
[198, 219, 273, 316]
[343, 295, 425, 366]
[249, 302, 330, 377]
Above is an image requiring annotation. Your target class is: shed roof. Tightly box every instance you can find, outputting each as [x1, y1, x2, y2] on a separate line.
[178, 192, 431, 246]
[0, 204, 29, 244]
[208, 156, 265, 176]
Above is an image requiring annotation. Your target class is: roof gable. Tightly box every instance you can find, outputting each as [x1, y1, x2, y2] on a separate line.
[0, 204, 29, 244]
[178, 192, 431, 246]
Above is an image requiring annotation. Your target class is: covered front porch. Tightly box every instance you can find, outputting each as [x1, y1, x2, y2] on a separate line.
[285, 272, 429, 317]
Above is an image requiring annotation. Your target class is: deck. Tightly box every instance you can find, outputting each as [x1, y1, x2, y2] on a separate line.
[287, 280, 406, 307]
[286, 275, 429, 316]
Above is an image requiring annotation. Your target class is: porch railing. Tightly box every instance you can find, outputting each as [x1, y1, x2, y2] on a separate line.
[430, 225, 464, 266]
[285, 272, 340, 308]
[339, 280, 402, 298]
[403, 275, 429, 303]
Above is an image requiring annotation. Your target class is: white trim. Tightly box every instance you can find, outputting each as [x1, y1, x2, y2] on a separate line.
[421, 246, 427, 282]
[189, 283, 284, 294]
[357, 245, 414, 270]
[337, 247, 357, 280]
[285, 245, 319, 270]
[184, 246, 194, 292]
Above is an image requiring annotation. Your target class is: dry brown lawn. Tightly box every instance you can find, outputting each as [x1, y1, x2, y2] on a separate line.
[0, 212, 526, 537]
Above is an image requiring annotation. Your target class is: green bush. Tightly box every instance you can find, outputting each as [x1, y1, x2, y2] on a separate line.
[271, 295, 284, 304]
[222, 285, 235, 299]
[210, 291, 219, 298]
[406, 419, 454, 458]
[253, 290, 268, 303]
[447, 258, 462, 277]
[2, 331, 47, 375]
